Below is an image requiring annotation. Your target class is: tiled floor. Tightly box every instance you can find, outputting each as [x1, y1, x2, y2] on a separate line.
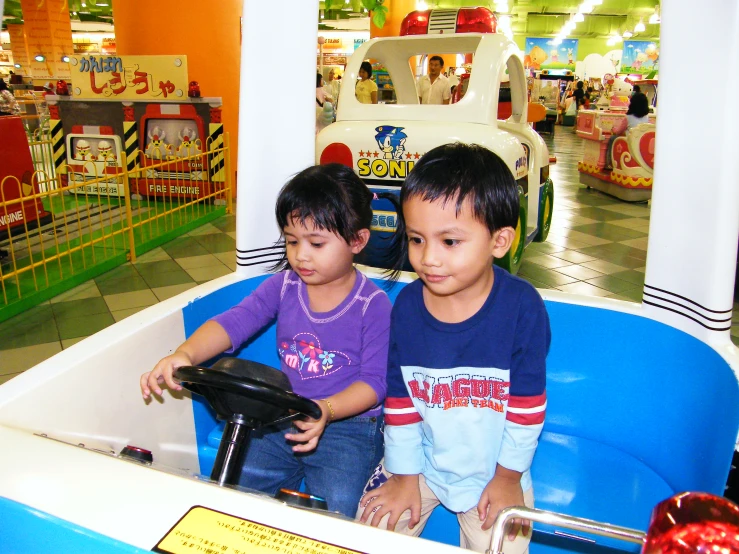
[0, 216, 237, 383]
[1, 129, 737, 385]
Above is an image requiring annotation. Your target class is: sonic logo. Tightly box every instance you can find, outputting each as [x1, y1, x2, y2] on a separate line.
[358, 158, 415, 179]
[356, 125, 421, 179]
[515, 143, 530, 179]
[375, 125, 407, 160]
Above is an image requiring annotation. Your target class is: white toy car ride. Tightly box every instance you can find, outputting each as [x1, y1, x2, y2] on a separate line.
[317, 11, 553, 274]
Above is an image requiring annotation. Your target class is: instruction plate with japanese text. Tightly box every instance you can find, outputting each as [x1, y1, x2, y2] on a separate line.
[154, 506, 365, 554]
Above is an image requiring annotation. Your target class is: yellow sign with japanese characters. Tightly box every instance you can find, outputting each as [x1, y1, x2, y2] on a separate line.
[69, 55, 189, 101]
[155, 506, 365, 554]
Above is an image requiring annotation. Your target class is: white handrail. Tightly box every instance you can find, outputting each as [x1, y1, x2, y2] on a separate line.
[487, 506, 646, 554]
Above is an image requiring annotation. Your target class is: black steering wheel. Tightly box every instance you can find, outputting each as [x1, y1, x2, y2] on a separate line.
[173, 359, 322, 426]
[173, 358, 323, 486]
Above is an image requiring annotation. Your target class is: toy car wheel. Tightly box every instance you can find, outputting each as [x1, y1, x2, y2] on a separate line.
[496, 186, 527, 275]
[534, 178, 554, 242]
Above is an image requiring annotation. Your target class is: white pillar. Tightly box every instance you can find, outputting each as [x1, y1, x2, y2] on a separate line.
[235, 0, 318, 276]
[643, 1, 739, 344]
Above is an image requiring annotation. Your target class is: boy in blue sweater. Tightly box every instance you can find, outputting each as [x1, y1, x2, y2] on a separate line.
[357, 143, 550, 553]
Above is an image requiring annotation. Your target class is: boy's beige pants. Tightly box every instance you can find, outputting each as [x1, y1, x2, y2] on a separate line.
[356, 464, 534, 554]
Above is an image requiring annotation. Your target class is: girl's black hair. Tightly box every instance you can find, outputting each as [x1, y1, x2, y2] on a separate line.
[0, 79, 8, 91]
[386, 142, 519, 281]
[359, 61, 373, 78]
[627, 92, 650, 118]
[316, 73, 323, 88]
[271, 164, 373, 271]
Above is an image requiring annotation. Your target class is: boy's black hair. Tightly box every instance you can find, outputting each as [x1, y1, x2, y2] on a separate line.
[272, 164, 373, 271]
[359, 61, 373, 78]
[387, 142, 519, 279]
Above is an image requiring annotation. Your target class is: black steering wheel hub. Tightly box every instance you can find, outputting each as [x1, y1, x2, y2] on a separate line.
[173, 358, 322, 486]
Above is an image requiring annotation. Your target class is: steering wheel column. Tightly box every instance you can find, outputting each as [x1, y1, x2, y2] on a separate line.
[173, 358, 322, 487]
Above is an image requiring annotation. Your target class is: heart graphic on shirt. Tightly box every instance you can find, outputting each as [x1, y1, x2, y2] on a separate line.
[278, 332, 351, 380]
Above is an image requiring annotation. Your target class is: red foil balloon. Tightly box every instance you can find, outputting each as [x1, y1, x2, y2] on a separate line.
[643, 492, 739, 553]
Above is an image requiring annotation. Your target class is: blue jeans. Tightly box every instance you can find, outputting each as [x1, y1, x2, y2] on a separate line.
[238, 414, 384, 517]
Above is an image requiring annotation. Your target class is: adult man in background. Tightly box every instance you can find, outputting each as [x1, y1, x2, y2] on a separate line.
[417, 56, 451, 105]
[325, 68, 341, 104]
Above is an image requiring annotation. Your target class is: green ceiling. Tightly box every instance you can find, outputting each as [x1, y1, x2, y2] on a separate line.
[3, 0, 660, 39]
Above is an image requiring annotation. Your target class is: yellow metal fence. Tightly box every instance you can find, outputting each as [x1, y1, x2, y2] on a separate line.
[0, 132, 232, 321]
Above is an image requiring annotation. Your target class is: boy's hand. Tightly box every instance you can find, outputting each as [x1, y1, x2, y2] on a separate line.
[477, 472, 530, 538]
[284, 400, 330, 453]
[359, 474, 421, 531]
[140, 351, 192, 399]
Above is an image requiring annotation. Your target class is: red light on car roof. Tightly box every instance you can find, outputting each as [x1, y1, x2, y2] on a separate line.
[456, 7, 497, 34]
[319, 143, 353, 168]
[400, 7, 496, 36]
[400, 10, 430, 36]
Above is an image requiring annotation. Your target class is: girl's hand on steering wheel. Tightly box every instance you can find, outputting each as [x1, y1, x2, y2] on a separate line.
[284, 400, 331, 453]
[140, 351, 193, 399]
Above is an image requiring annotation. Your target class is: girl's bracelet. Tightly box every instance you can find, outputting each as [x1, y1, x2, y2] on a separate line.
[321, 398, 335, 422]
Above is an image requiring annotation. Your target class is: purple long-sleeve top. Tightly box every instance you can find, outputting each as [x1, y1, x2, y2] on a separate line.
[212, 270, 391, 416]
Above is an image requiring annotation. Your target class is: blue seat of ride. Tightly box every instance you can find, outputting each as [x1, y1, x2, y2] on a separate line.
[184, 276, 739, 554]
[420, 432, 672, 553]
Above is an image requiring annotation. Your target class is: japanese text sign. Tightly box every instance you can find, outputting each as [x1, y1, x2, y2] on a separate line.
[69, 55, 189, 101]
[154, 506, 365, 554]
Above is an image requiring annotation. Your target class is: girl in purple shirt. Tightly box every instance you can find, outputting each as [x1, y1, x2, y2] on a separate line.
[141, 164, 392, 516]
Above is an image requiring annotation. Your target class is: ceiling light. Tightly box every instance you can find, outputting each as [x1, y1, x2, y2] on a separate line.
[634, 19, 646, 33]
[574, 12, 585, 22]
[62, 55, 70, 62]
[590, 0, 603, 4]
[579, 2, 594, 13]
[496, 2, 509, 12]
[606, 37, 616, 46]
[622, 30, 633, 38]
[416, 1, 428, 9]
[14, 63, 21, 68]
[649, 6, 661, 24]
[34, 54, 45, 62]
